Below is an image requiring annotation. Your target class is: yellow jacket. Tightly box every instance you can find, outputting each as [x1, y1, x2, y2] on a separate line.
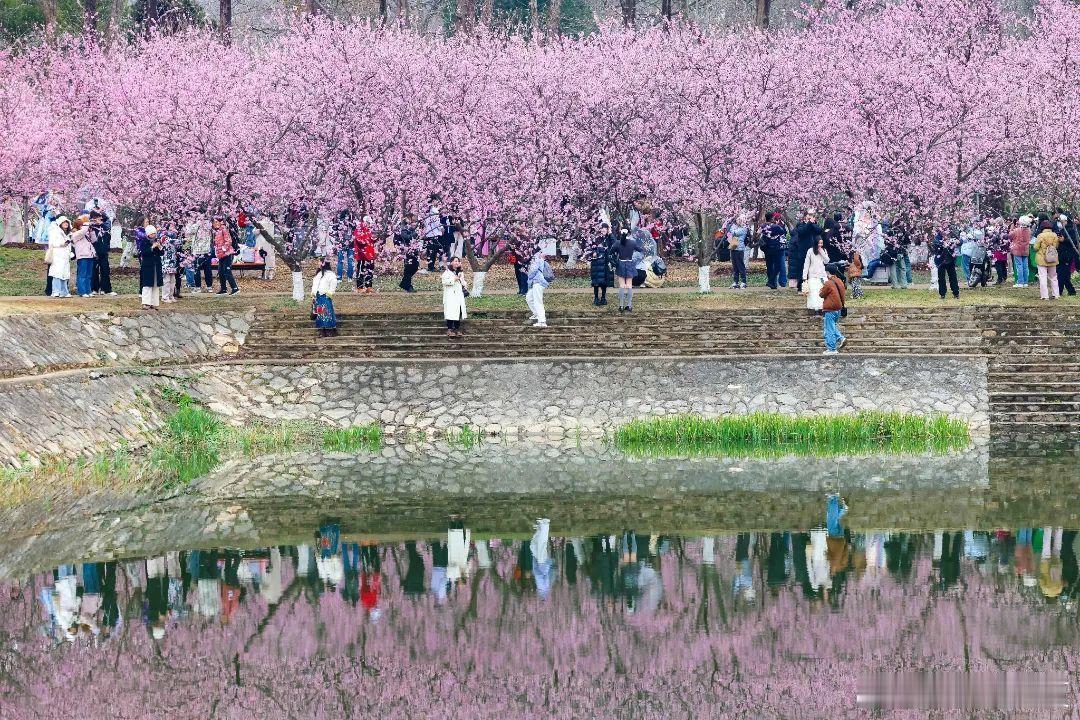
[1034, 229, 1060, 267]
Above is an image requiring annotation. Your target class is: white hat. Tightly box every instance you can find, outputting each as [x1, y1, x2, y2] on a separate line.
[152, 626, 166, 640]
[144, 225, 158, 236]
[1018, 215, 1032, 228]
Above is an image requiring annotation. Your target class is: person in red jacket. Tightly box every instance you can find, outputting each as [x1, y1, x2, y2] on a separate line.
[353, 217, 377, 293]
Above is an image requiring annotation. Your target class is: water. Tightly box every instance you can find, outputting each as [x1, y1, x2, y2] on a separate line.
[0, 441, 1078, 719]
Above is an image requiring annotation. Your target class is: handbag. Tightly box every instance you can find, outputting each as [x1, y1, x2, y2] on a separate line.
[44, 247, 54, 264]
[1044, 244, 1058, 264]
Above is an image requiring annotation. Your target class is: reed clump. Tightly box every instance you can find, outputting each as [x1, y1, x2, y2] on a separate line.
[614, 412, 969, 458]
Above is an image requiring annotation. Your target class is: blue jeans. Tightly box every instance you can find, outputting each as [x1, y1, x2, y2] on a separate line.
[864, 258, 881, 279]
[76, 258, 94, 295]
[960, 254, 971, 281]
[777, 249, 788, 287]
[184, 267, 196, 287]
[1013, 255, 1029, 285]
[337, 249, 354, 280]
[823, 310, 844, 351]
[51, 278, 70, 296]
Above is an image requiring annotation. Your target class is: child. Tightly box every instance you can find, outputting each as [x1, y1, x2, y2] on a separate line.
[588, 226, 614, 306]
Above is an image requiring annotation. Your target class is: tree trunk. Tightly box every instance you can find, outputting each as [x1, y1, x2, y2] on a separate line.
[754, 0, 771, 28]
[620, 0, 635, 28]
[84, 0, 99, 38]
[145, 0, 160, 35]
[456, 0, 475, 32]
[547, 0, 561, 35]
[695, 211, 712, 293]
[104, 0, 124, 47]
[42, 0, 58, 40]
[661, 0, 672, 21]
[219, 0, 232, 42]
[529, 0, 538, 37]
[480, 0, 494, 27]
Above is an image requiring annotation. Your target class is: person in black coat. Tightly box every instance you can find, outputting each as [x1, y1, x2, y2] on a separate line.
[588, 224, 615, 306]
[1057, 215, 1078, 296]
[932, 231, 960, 299]
[137, 225, 164, 309]
[791, 212, 823, 291]
[88, 210, 114, 295]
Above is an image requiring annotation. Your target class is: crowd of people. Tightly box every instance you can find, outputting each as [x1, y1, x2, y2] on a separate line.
[26, 510, 1080, 645]
[33, 198, 278, 309]
[24, 193, 1079, 351]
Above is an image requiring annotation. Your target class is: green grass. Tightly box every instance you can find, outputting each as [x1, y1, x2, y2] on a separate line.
[150, 391, 383, 485]
[446, 424, 483, 448]
[323, 424, 383, 451]
[613, 412, 970, 458]
[0, 246, 141, 296]
[0, 391, 385, 505]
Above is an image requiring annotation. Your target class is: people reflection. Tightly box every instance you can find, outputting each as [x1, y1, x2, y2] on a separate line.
[17, 517, 1080, 665]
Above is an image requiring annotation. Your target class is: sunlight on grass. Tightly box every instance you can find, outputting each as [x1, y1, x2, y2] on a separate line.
[613, 412, 969, 458]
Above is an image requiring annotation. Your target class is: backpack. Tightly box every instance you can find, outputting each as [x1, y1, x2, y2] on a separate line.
[1044, 243, 1058, 264]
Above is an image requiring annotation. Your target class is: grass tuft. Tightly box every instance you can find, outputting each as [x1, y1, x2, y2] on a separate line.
[613, 412, 969, 458]
[323, 424, 383, 452]
[446, 424, 483, 449]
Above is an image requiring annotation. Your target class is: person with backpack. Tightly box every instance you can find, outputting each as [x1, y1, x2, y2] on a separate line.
[526, 250, 554, 328]
[1034, 220, 1061, 300]
[819, 269, 847, 354]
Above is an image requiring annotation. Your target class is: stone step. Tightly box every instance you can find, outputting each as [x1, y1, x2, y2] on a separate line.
[988, 383, 1080, 392]
[245, 329, 987, 345]
[240, 334, 984, 351]
[252, 317, 985, 332]
[990, 410, 1080, 421]
[242, 347, 977, 360]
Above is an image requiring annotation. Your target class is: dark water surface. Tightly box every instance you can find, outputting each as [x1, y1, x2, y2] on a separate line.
[1, 441, 1078, 719]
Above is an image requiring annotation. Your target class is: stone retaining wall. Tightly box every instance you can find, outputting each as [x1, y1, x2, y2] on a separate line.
[0, 309, 254, 378]
[185, 356, 989, 439]
[0, 355, 988, 464]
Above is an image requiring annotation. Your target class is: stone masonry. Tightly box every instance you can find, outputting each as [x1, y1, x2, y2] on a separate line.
[0, 309, 254, 378]
[182, 357, 989, 439]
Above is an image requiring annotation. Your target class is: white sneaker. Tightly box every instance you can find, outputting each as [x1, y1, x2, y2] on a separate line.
[527, 316, 537, 321]
[837, 337, 847, 349]
[823, 349, 838, 355]
[533, 322, 547, 328]
[108, 291, 117, 296]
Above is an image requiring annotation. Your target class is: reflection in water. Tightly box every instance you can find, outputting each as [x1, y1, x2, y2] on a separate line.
[2, 498, 1079, 718]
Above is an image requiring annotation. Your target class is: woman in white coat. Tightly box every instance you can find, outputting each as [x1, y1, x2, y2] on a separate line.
[802, 237, 830, 312]
[442, 256, 468, 337]
[47, 216, 74, 298]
